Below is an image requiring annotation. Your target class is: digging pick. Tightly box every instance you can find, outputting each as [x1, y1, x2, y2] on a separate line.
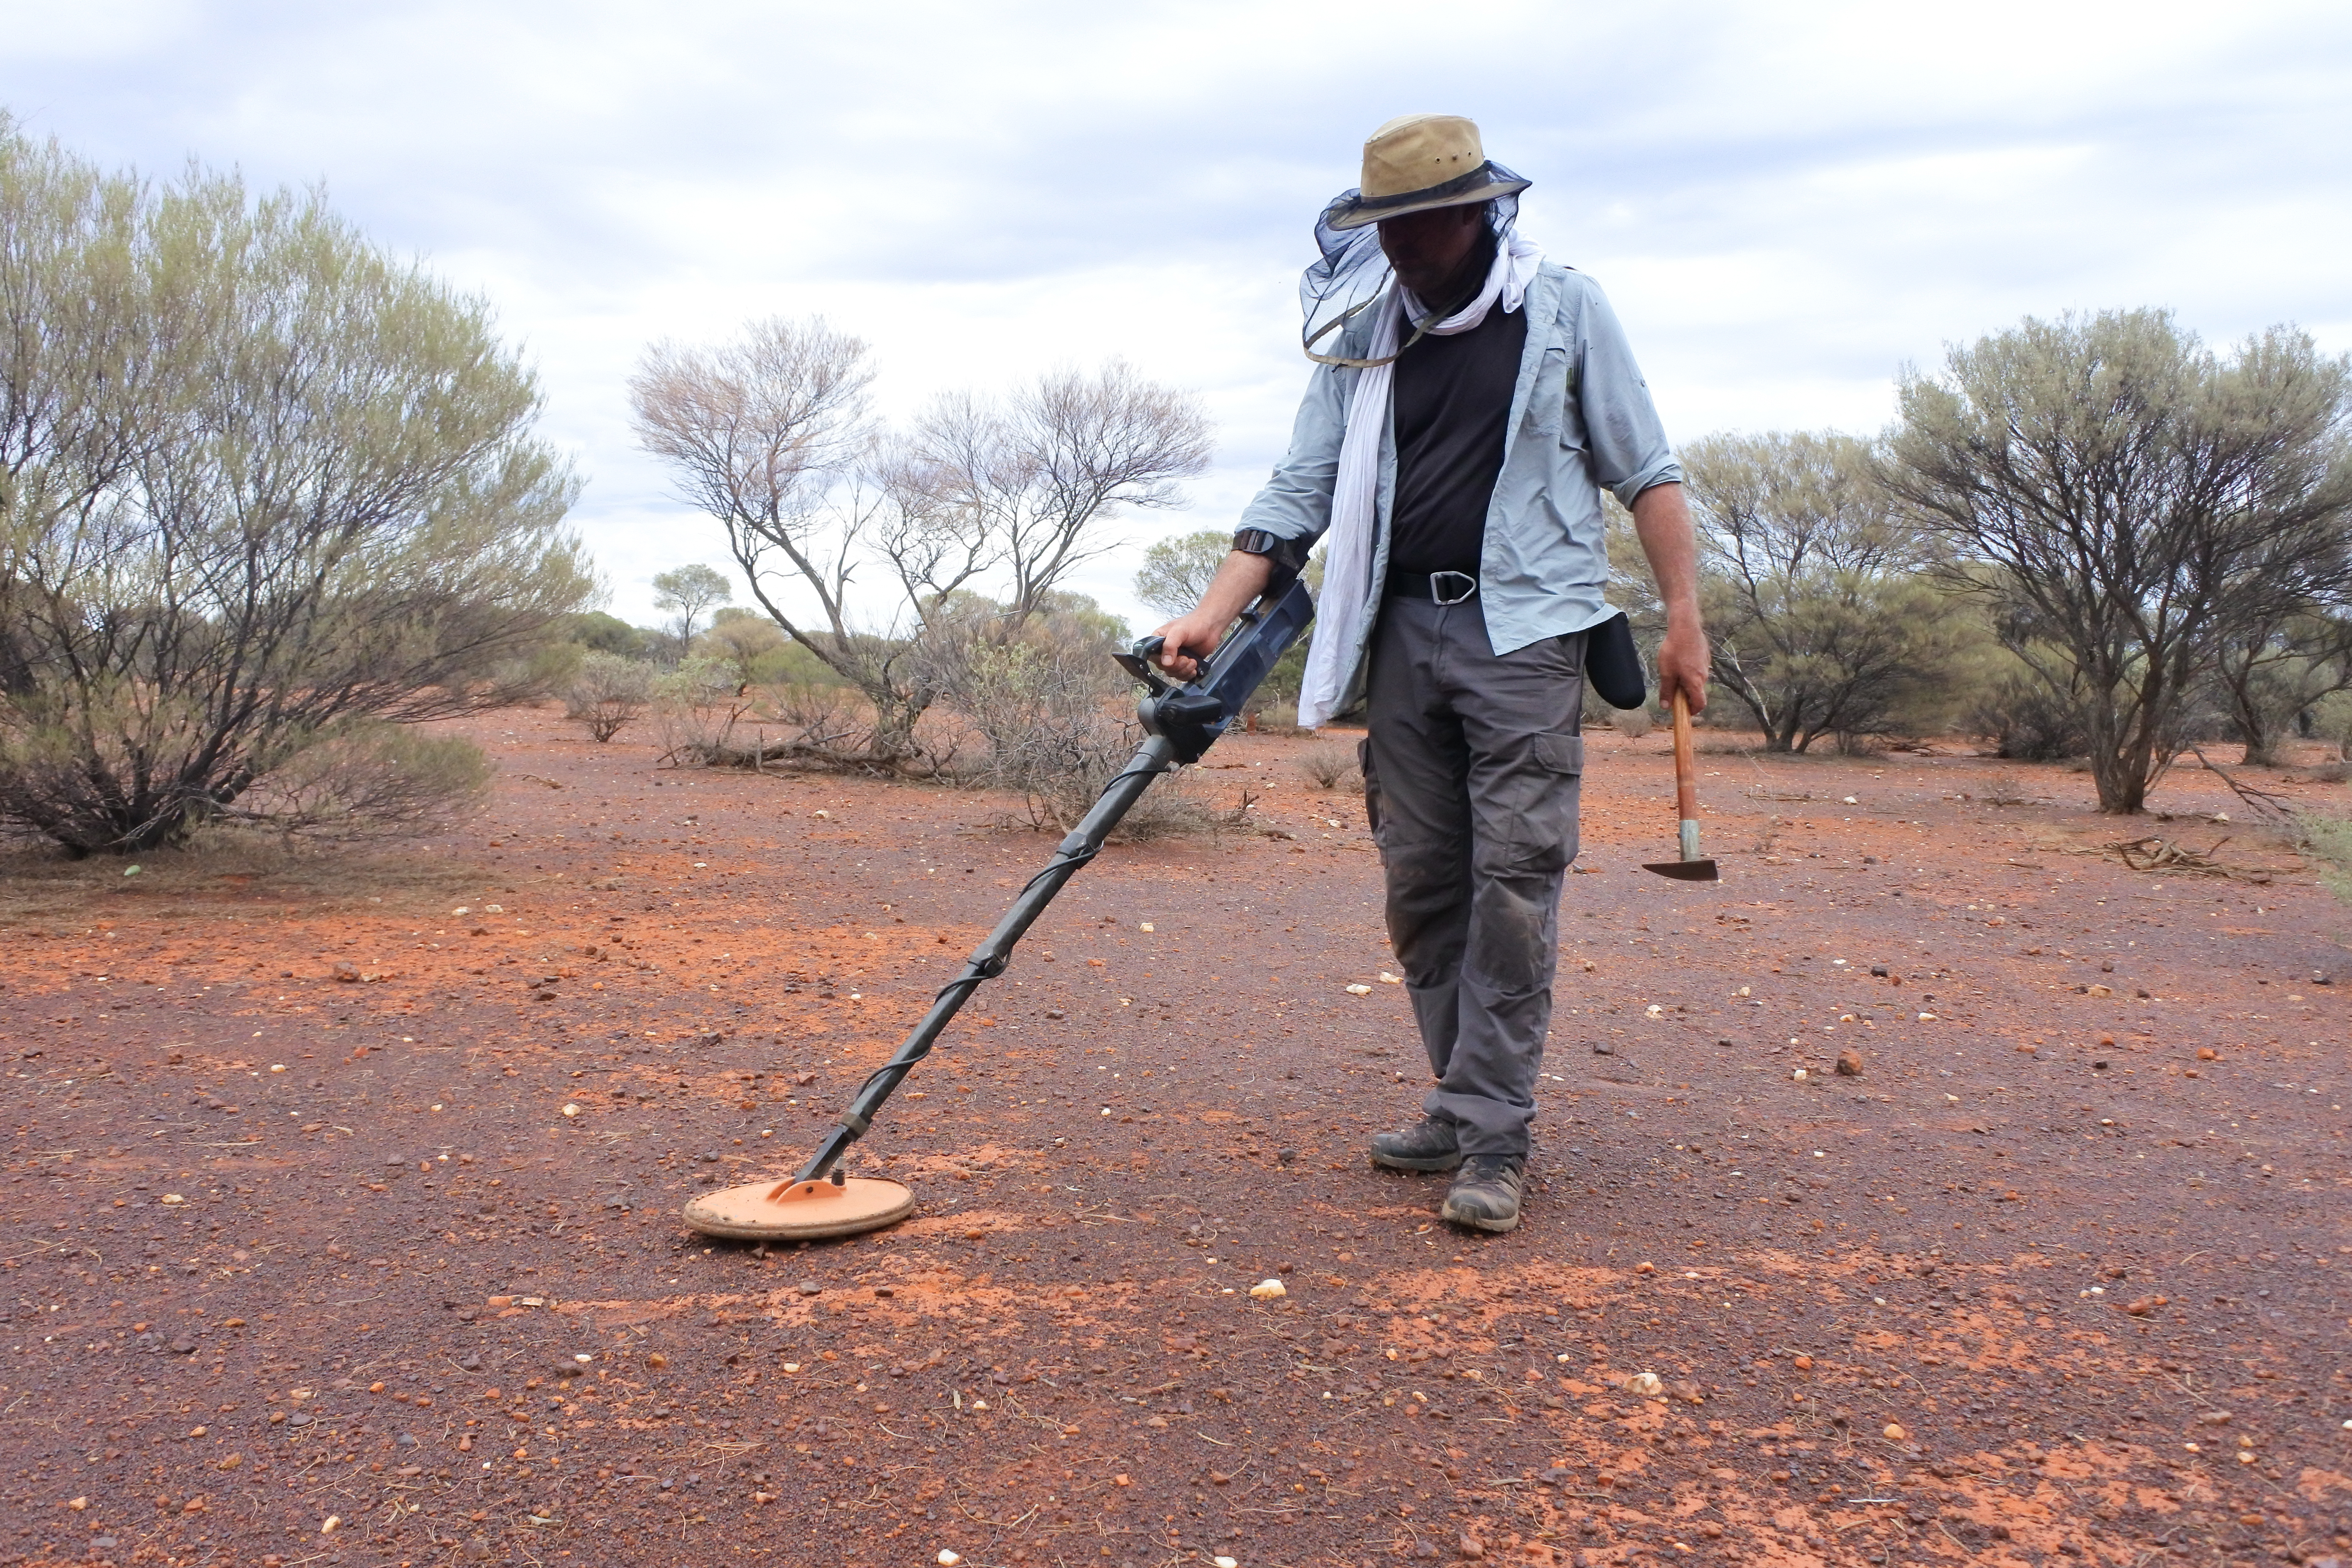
[1642, 688, 1719, 883]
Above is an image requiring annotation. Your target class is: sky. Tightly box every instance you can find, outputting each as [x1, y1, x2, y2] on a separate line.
[7, 0, 2350, 632]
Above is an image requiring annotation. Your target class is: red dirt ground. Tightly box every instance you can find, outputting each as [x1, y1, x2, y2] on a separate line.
[3, 706, 2349, 1568]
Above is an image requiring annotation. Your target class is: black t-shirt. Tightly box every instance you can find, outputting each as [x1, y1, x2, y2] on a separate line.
[1387, 299, 1528, 580]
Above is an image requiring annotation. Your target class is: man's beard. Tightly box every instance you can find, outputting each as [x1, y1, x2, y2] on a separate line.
[1414, 227, 1499, 322]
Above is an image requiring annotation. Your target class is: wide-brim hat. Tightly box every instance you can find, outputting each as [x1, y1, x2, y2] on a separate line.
[1323, 113, 1530, 231]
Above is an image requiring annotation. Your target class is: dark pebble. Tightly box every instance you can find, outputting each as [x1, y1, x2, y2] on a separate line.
[1591, 1043, 1613, 1056]
[797, 1281, 822, 1296]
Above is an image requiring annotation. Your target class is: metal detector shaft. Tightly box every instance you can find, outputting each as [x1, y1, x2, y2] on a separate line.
[788, 574, 1315, 1187]
[789, 732, 1177, 1184]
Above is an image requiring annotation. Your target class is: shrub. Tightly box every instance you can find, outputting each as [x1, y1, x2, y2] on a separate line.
[1609, 704, 1655, 739]
[1298, 740, 1360, 790]
[1967, 657, 2090, 762]
[651, 656, 754, 765]
[697, 609, 789, 686]
[2313, 691, 2352, 763]
[2299, 813, 2352, 904]
[569, 611, 658, 659]
[564, 652, 656, 742]
[0, 125, 588, 855]
[945, 623, 1214, 836]
[218, 726, 492, 844]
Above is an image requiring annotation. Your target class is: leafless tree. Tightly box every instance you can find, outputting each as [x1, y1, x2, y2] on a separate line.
[629, 318, 935, 763]
[631, 323, 1211, 771]
[914, 360, 1211, 621]
[1884, 309, 2352, 813]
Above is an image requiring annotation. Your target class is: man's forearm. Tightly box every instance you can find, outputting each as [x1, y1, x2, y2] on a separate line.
[1192, 551, 1275, 631]
[1630, 481, 1710, 709]
[1631, 482, 1701, 624]
[1150, 550, 1273, 675]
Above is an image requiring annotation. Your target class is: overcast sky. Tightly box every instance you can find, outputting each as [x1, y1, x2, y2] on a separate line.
[8, 0, 2350, 630]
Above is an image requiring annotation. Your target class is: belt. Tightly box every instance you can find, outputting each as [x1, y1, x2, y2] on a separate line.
[1384, 571, 1479, 605]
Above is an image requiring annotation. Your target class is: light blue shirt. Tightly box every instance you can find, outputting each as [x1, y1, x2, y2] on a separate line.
[1238, 261, 1680, 717]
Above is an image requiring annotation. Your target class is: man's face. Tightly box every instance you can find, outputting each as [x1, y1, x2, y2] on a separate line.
[1377, 204, 1484, 301]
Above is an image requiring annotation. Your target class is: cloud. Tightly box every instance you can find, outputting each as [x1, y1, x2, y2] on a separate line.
[6, 0, 2349, 625]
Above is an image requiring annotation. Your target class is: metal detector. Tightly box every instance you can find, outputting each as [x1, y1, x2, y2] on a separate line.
[683, 572, 1317, 1242]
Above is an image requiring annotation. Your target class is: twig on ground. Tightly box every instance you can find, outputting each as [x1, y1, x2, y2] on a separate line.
[2108, 836, 2231, 875]
[2186, 745, 2295, 821]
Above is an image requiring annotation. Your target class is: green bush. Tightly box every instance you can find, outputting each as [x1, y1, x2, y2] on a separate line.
[2299, 814, 2352, 904]
[569, 611, 658, 659]
[0, 123, 587, 854]
[564, 651, 656, 742]
[2311, 691, 2352, 762]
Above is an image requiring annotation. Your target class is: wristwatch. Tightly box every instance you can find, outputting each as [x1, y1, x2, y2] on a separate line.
[1232, 528, 1309, 577]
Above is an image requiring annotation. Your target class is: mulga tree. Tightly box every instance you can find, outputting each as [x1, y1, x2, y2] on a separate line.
[0, 123, 591, 853]
[1884, 309, 2352, 813]
[1682, 430, 1970, 751]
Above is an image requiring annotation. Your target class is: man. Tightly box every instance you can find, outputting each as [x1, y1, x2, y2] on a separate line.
[1152, 114, 1708, 1233]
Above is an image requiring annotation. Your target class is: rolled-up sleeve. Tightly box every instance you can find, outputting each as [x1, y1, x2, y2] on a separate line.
[1235, 361, 1352, 545]
[1571, 276, 1681, 507]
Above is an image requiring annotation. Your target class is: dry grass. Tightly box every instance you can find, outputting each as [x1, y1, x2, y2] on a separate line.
[2299, 813, 2352, 903]
[1296, 740, 1361, 791]
[1981, 770, 2039, 807]
[0, 833, 489, 927]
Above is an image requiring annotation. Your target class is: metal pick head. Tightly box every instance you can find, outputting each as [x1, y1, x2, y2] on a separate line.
[1642, 858, 1720, 882]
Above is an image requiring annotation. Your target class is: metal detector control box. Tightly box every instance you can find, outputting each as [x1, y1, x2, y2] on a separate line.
[1113, 576, 1318, 764]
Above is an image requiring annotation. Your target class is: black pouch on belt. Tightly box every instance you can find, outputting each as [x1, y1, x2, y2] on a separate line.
[1584, 610, 1646, 711]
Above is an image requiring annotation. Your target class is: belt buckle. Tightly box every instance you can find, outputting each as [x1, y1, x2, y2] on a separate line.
[1429, 571, 1477, 606]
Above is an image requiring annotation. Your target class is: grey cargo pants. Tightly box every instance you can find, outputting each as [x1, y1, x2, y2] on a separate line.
[1361, 595, 1585, 1158]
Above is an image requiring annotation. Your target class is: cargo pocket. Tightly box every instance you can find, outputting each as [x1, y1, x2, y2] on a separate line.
[1490, 729, 1584, 871]
[1531, 732, 1584, 776]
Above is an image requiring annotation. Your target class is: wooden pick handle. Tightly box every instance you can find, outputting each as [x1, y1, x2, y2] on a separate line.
[1671, 688, 1702, 861]
[1671, 688, 1697, 821]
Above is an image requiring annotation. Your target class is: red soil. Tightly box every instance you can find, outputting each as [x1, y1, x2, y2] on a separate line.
[3, 706, 2347, 1568]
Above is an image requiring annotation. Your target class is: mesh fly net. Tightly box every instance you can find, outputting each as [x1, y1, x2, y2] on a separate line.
[1298, 171, 1526, 368]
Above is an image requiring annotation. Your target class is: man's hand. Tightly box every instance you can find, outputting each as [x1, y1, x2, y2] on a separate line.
[1652, 621, 1710, 713]
[1149, 550, 1273, 681]
[1631, 482, 1710, 713]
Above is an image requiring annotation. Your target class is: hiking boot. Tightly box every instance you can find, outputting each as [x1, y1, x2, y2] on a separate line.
[1441, 1154, 1527, 1233]
[1369, 1117, 1463, 1173]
